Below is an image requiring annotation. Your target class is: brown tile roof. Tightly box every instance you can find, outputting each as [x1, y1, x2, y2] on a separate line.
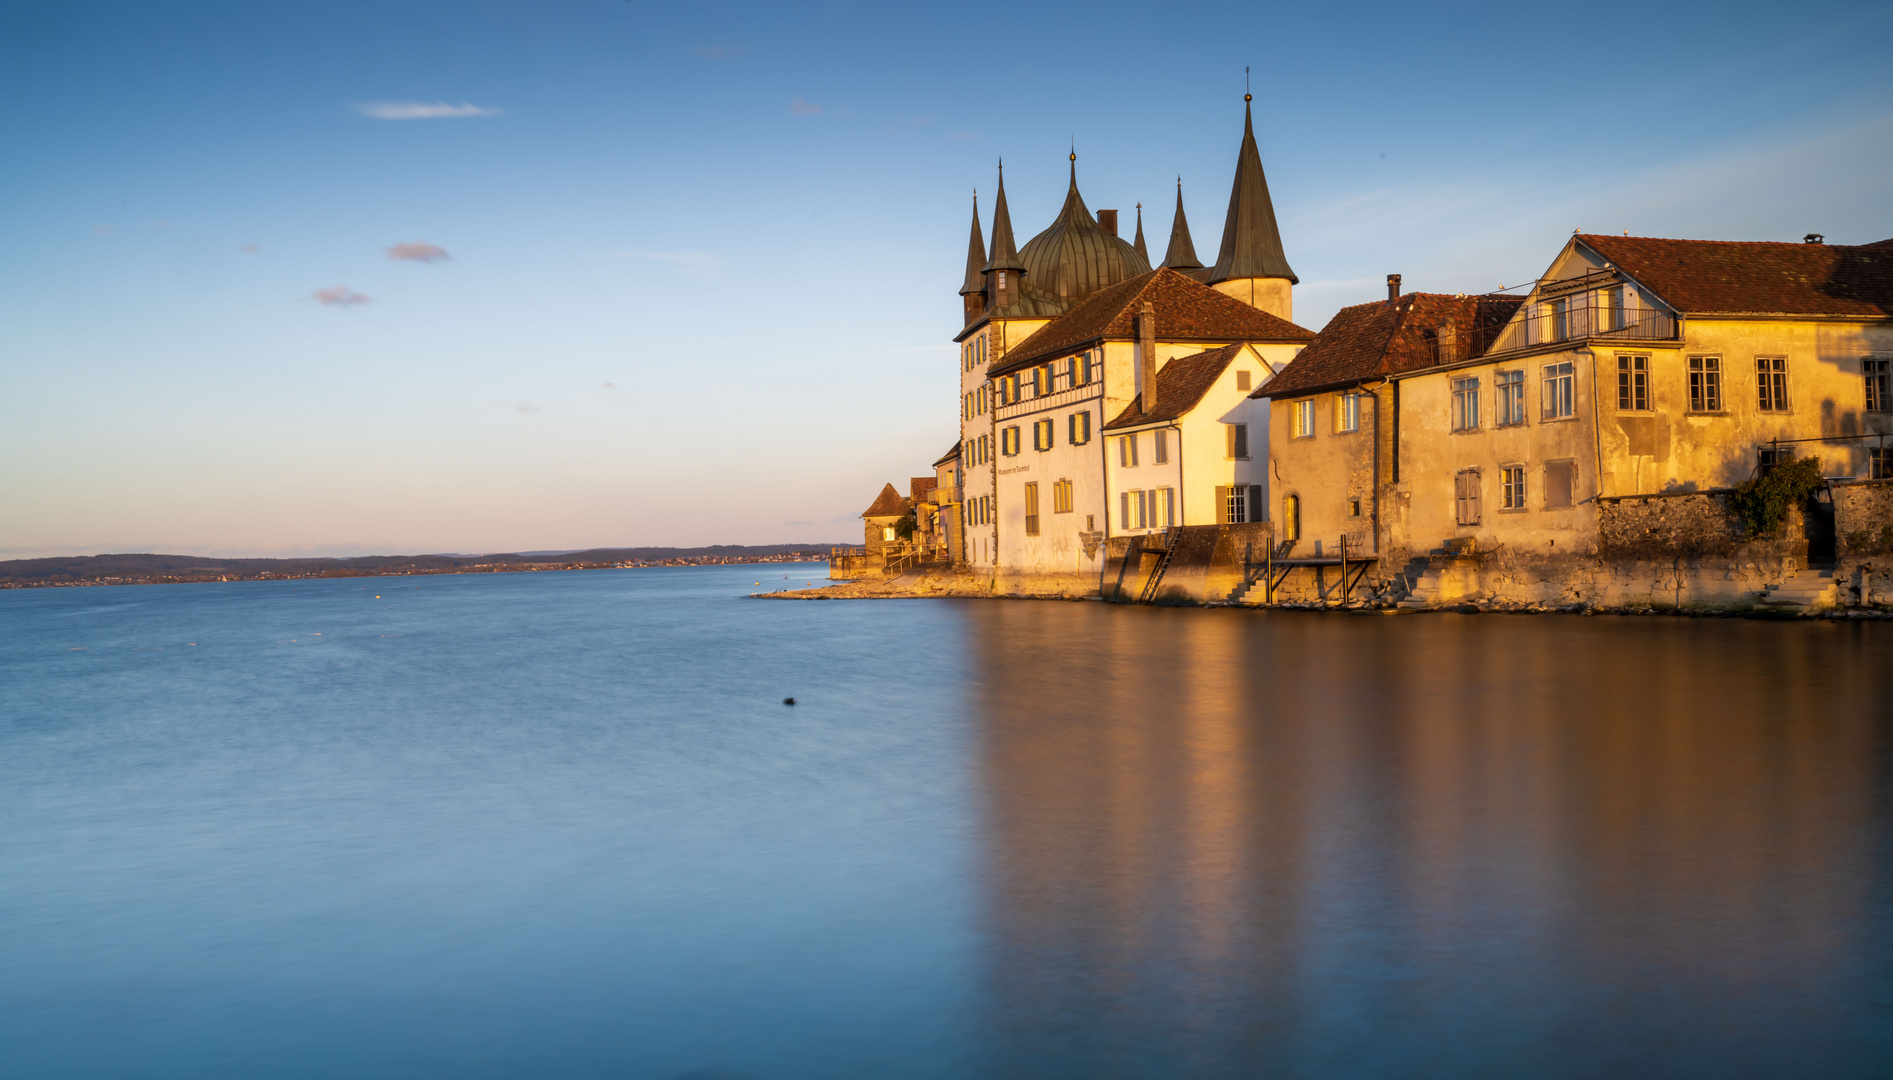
[991, 267, 1313, 376]
[1258, 293, 1524, 398]
[909, 477, 937, 500]
[1578, 234, 1893, 317]
[931, 440, 962, 468]
[1103, 343, 1243, 429]
[861, 482, 906, 519]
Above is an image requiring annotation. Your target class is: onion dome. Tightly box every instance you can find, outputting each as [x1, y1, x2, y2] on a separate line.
[1017, 154, 1153, 307]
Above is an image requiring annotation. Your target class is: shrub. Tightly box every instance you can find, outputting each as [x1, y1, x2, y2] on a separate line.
[893, 511, 917, 541]
[1729, 456, 1824, 539]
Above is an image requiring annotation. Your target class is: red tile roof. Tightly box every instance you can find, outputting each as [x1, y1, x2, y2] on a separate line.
[1578, 234, 1893, 317]
[909, 477, 937, 500]
[1103, 343, 1243, 429]
[861, 482, 907, 519]
[1258, 293, 1523, 397]
[991, 267, 1312, 376]
[932, 440, 962, 468]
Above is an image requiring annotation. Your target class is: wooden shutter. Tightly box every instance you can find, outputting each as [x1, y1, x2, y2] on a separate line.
[1215, 485, 1230, 525]
[1248, 486, 1262, 524]
[1119, 492, 1130, 530]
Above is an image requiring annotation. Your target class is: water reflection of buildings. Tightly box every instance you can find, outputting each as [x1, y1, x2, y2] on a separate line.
[969, 607, 1888, 1076]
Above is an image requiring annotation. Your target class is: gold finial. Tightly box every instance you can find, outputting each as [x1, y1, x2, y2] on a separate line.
[1245, 66, 1252, 102]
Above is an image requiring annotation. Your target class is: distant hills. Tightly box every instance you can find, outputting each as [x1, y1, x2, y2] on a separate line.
[0, 545, 842, 589]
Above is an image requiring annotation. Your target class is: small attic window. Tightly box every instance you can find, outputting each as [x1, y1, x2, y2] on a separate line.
[1236, 370, 1252, 391]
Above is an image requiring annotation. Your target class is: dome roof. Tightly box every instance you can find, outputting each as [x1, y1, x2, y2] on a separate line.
[1018, 161, 1152, 307]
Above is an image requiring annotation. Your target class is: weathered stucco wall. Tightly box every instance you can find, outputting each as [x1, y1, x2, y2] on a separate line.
[1397, 350, 1600, 559]
[1268, 392, 1378, 552]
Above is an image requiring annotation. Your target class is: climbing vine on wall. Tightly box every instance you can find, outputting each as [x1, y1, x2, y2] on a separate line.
[1729, 456, 1824, 539]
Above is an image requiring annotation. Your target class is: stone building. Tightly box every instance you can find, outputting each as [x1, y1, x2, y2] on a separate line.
[946, 95, 1312, 591]
[1260, 233, 1893, 609]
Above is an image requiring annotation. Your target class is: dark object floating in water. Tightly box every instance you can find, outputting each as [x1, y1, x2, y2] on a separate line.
[783, 697, 796, 706]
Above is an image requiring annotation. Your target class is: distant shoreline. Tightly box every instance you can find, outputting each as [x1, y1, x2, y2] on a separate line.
[0, 548, 838, 591]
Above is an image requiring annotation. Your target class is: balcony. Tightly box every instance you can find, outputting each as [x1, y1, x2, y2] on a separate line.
[1521, 296, 1677, 348]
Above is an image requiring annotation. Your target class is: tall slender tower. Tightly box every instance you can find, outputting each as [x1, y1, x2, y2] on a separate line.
[1208, 93, 1297, 320]
[958, 193, 986, 325]
[1162, 178, 1206, 281]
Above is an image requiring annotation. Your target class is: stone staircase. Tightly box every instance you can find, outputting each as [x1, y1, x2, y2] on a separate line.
[1396, 565, 1444, 610]
[1758, 563, 1839, 613]
[1230, 576, 1266, 605]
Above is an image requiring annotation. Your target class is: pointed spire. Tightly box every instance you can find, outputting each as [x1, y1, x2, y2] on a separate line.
[1162, 177, 1203, 271]
[958, 191, 986, 296]
[1132, 204, 1148, 262]
[983, 159, 1024, 274]
[1209, 94, 1297, 285]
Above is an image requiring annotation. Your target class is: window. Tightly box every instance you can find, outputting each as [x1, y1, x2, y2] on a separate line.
[1281, 495, 1300, 540]
[1757, 447, 1787, 474]
[1454, 469, 1481, 526]
[1451, 377, 1480, 431]
[1337, 393, 1360, 433]
[1153, 429, 1169, 464]
[1053, 479, 1073, 513]
[1120, 490, 1145, 530]
[1040, 364, 1056, 396]
[1033, 418, 1055, 451]
[1865, 359, 1889, 412]
[1068, 410, 1092, 445]
[1074, 351, 1092, 386]
[1545, 461, 1575, 509]
[1496, 370, 1525, 426]
[1118, 434, 1138, 467]
[1024, 483, 1039, 536]
[1236, 369, 1252, 392]
[1501, 465, 1526, 510]
[1543, 362, 1575, 419]
[1349, 499, 1361, 517]
[1550, 297, 1569, 341]
[1155, 487, 1175, 527]
[1688, 356, 1722, 412]
[1293, 400, 1315, 438]
[1757, 357, 1789, 412]
[1871, 447, 1891, 481]
[1217, 485, 1257, 524]
[1617, 355, 1649, 411]
[1001, 426, 1020, 456]
[1604, 285, 1626, 331]
[1227, 423, 1250, 459]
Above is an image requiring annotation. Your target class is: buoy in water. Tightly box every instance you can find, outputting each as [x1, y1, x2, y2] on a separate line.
[783, 697, 796, 706]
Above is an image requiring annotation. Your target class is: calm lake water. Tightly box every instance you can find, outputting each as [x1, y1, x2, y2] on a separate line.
[3, 564, 1890, 1078]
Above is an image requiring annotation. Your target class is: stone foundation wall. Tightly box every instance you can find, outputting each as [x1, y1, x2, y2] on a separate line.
[1836, 480, 1893, 556]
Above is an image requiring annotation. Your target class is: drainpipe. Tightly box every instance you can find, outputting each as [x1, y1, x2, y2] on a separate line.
[1358, 379, 1388, 568]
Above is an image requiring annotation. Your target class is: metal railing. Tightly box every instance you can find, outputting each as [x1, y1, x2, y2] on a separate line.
[1520, 299, 1677, 347]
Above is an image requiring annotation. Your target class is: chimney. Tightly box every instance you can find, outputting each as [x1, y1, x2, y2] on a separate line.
[1097, 209, 1118, 237]
[1804, 233, 1825, 244]
[1137, 301, 1158, 413]
[1387, 273, 1402, 301]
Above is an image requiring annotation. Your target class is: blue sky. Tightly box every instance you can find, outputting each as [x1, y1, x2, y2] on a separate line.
[3, 0, 1889, 557]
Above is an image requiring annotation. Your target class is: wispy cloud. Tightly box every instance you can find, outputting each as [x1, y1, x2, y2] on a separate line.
[312, 286, 371, 307]
[241, 242, 260, 254]
[517, 404, 542, 414]
[601, 382, 617, 390]
[589, 250, 722, 273]
[387, 241, 449, 262]
[790, 98, 822, 116]
[92, 224, 112, 236]
[355, 101, 501, 120]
